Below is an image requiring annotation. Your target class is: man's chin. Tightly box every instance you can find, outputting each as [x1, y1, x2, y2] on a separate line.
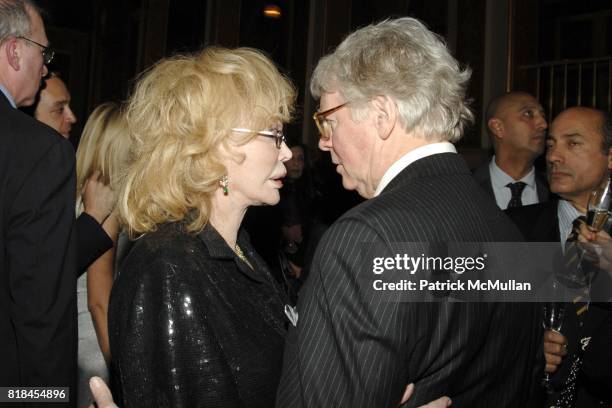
[549, 183, 572, 197]
[341, 177, 371, 198]
[341, 176, 358, 191]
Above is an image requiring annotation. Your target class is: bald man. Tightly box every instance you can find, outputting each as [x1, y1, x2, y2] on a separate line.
[474, 91, 549, 209]
[507, 107, 612, 407]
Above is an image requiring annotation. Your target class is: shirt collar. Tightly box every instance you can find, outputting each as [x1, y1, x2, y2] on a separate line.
[0, 84, 16, 108]
[374, 142, 457, 196]
[197, 223, 267, 283]
[489, 156, 537, 189]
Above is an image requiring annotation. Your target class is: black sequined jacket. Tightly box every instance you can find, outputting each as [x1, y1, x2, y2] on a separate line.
[109, 222, 289, 407]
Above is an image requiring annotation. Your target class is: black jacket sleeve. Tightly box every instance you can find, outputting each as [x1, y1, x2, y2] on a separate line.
[76, 212, 112, 274]
[109, 249, 241, 408]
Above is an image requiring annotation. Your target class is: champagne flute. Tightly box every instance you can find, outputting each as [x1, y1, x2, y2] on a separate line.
[587, 177, 611, 232]
[541, 282, 566, 393]
[574, 177, 612, 281]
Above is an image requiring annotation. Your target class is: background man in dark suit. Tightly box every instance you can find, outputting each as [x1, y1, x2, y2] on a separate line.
[0, 0, 77, 402]
[20, 72, 114, 272]
[507, 106, 612, 407]
[473, 91, 549, 209]
[277, 18, 541, 407]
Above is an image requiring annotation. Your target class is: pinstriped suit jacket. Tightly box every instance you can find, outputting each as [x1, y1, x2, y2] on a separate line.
[276, 153, 542, 407]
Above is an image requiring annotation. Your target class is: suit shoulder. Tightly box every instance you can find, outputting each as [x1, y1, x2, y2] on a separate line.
[0, 106, 64, 147]
[0, 107, 72, 171]
[324, 210, 382, 241]
[472, 161, 490, 181]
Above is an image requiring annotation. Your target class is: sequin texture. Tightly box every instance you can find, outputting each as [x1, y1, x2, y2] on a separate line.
[109, 222, 288, 407]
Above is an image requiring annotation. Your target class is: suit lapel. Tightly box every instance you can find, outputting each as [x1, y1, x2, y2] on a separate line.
[535, 171, 550, 202]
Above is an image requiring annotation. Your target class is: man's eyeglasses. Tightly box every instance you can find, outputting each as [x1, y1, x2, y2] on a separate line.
[18, 36, 54, 65]
[313, 102, 348, 140]
[231, 128, 286, 149]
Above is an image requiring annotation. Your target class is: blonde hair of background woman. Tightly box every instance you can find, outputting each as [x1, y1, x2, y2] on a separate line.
[76, 102, 130, 205]
[119, 46, 295, 236]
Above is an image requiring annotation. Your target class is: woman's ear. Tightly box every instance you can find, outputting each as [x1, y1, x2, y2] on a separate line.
[371, 95, 397, 140]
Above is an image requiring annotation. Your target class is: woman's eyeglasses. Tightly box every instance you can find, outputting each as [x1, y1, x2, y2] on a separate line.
[231, 128, 286, 149]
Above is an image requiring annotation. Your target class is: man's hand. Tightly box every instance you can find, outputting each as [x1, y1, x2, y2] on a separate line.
[400, 383, 452, 407]
[82, 171, 116, 225]
[543, 329, 567, 373]
[88, 376, 117, 408]
[577, 222, 612, 275]
[288, 260, 302, 279]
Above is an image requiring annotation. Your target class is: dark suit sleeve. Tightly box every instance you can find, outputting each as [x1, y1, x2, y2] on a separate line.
[277, 217, 411, 407]
[6, 139, 76, 390]
[76, 212, 112, 273]
[581, 308, 612, 396]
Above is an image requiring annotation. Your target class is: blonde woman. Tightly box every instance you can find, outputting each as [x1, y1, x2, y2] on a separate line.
[108, 47, 294, 407]
[75, 102, 130, 408]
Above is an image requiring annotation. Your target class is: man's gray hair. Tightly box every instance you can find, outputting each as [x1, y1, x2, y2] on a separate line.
[311, 17, 473, 142]
[0, 0, 40, 44]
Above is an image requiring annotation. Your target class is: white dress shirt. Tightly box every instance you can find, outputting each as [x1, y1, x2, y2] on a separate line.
[489, 157, 539, 209]
[0, 84, 16, 108]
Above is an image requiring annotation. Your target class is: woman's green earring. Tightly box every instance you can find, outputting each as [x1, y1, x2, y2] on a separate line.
[219, 175, 229, 195]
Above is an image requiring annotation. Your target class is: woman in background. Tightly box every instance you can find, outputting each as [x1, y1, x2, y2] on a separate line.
[109, 47, 294, 407]
[75, 102, 130, 408]
[277, 141, 326, 300]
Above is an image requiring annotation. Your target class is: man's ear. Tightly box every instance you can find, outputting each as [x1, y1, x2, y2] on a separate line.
[4, 39, 21, 70]
[371, 95, 397, 140]
[607, 147, 612, 170]
[488, 118, 504, 140]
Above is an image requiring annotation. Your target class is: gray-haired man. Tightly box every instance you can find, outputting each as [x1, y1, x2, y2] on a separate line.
[0, 0, 77, 402]
[277, 17, 541, 407]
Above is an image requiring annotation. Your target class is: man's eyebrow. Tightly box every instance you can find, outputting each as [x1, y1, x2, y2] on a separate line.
[51, 100, 69, 108]
[548, 132, 583, 140]
[519, 104, 544, 112]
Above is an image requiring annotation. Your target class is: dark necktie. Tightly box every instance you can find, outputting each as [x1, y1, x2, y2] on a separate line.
[506, 181, 526, 208]
[552, 216, 592, 408]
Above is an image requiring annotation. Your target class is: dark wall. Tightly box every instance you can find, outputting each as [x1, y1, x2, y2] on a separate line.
[38, 0, 611, 151]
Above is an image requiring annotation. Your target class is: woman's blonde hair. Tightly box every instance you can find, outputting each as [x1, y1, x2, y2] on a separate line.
[76, 102, 129, 200]
[119, 46, 295, 236]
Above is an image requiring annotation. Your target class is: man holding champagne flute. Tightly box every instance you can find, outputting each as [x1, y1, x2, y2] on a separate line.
[506, 106, 612, 407]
